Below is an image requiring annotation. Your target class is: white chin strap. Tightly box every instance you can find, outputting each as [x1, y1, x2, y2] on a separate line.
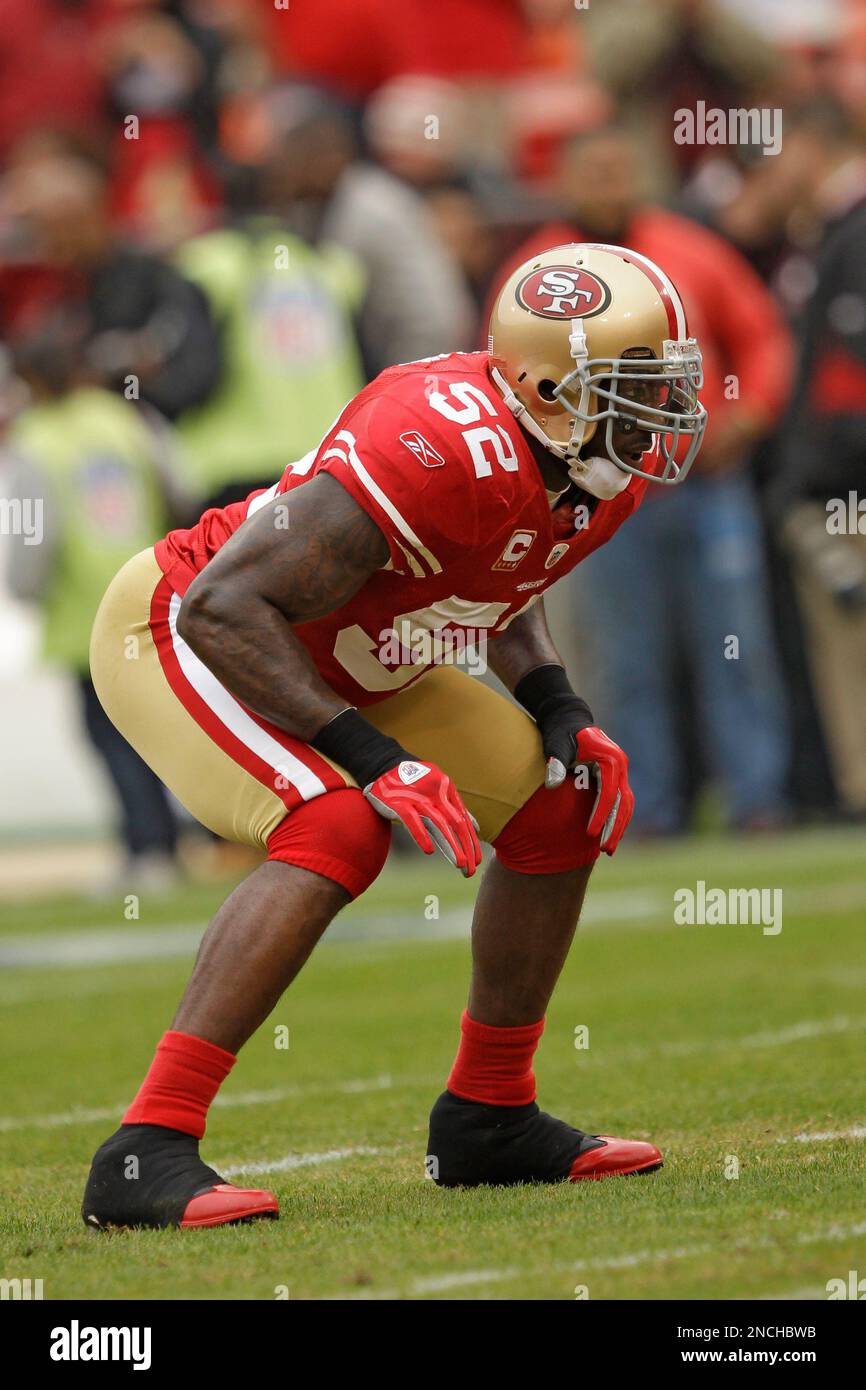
[490, 366, 582, 459]
[566, 454, 632, 500]
[492, 319, 593, 463]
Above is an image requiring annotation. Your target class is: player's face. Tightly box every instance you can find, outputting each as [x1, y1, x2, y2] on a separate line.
[588, 373, 658, 466]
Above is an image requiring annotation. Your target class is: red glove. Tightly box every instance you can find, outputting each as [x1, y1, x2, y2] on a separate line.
[568, 726, 634, 855]
[364, 760, 482, 877]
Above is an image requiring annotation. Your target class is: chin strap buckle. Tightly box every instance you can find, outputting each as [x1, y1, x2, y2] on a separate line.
[569, 319, 588, 364]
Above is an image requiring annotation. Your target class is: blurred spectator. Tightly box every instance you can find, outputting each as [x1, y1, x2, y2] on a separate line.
[0, 153, 223, 420]
[102, 7, 224, 249]
[768, 98, 866, 816]
[424, 182, 503, 313]
[0, 0, 116, 161]
[172, 128, 368, 507]
[363, 77, 475, 189]
[3, 311, 182, 887]
[506, 0, 612, 184]
[265, 0, 529, 104]
[583, 0, 782, 199]
[230, 83, 475, 377]
[361, 73, 542, 312]
[487, 124, 795, 833]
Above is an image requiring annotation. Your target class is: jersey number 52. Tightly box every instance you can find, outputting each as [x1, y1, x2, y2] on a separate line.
[426, 381, 519, 478]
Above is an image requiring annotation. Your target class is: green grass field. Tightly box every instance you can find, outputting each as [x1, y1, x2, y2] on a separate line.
[1, 826, 865, 1301]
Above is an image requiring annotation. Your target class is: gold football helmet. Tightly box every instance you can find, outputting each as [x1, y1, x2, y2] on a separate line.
[488, 242, 707, 485]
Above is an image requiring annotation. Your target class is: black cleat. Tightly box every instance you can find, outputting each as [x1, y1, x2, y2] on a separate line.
[426, 1090, 604, 1186]
[426, 1091, 663, 1185]
[81, 1124, 278, 1230]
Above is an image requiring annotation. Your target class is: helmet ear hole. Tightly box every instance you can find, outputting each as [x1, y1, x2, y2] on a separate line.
[538, 379, 558, 402]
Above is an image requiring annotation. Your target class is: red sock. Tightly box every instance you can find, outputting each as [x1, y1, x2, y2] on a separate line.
[122, 1030, 236, 1139]
[446, 1010, 544, 1107]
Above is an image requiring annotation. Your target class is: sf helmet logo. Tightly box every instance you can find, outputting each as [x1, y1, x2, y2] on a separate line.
[517, 266, 611, 320]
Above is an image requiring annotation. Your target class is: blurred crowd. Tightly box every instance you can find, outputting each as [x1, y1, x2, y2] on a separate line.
[2, 0, 866, 879]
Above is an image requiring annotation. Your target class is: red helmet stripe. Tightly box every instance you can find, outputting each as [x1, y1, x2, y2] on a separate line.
[580, 243, 687, 339]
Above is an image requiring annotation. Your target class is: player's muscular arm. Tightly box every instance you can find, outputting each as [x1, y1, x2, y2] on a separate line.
[177, 473, 388, 739]
[177, 472, 482, 874]
[486, 598, 563, 693]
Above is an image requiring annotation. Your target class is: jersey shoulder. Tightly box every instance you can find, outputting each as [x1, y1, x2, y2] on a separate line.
[335, 350, 537, 520]
[279, 353, 542, 580]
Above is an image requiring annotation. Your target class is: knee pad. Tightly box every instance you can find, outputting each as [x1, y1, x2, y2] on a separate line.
[493, 774, 601, 874]
[266, 788, 391, 899]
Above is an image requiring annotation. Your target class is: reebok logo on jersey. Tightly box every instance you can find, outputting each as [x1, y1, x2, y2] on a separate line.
[398, 760, 431, 785]
[400, 431, 445, 469]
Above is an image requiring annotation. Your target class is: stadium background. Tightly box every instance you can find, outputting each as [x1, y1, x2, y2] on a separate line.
[0, 0, 865, 1302]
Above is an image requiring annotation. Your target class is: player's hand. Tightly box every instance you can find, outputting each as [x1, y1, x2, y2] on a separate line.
[364, 760, 482, 877]
[546, 725, 634, 855]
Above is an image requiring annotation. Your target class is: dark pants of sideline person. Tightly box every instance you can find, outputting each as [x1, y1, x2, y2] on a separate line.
[79, 675, 178, 860]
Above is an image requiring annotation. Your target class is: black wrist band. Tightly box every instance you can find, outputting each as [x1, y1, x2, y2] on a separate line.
[514, 664, 594, 728]
[311, 707, 410, 788]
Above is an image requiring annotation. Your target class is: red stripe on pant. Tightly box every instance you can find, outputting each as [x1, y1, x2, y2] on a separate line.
[148, 576, 345, 814]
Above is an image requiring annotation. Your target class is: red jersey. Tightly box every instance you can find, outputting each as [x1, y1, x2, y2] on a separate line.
[155, 352, 648, 706]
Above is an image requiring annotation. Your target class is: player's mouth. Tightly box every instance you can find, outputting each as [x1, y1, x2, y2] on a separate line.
[623, 444, 651, 465]
[597, 428, 653, 467]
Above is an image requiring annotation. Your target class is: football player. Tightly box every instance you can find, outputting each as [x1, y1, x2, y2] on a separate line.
[82, 244, 706, 1228]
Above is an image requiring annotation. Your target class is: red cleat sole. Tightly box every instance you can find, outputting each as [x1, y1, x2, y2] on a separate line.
[568, 1135, 663, 1181]
[180, 1184, 279, 1228]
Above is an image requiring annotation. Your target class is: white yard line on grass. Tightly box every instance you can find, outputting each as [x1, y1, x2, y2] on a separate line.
[0, 1073, 398, 1133]
[0, 925, 204, 969]
[211, 1074, 394, 1109]
[4, 878, 866, 975]
[411, 1246, 710, 1296]
[798, 1218, 866, 1243]
[221, 1145, 384, 1177]
[780, 1126, 866, 1144]
[0, 1105, 127, 1133]
[609, 1014, 866, 1065]
[737, 1016, 865, 1049]
[4, 1016, 865, 1131]
[0, 971, 175, 1007]
[324, 1244, 713, 1300]
[325, 1219, 866, 1300]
